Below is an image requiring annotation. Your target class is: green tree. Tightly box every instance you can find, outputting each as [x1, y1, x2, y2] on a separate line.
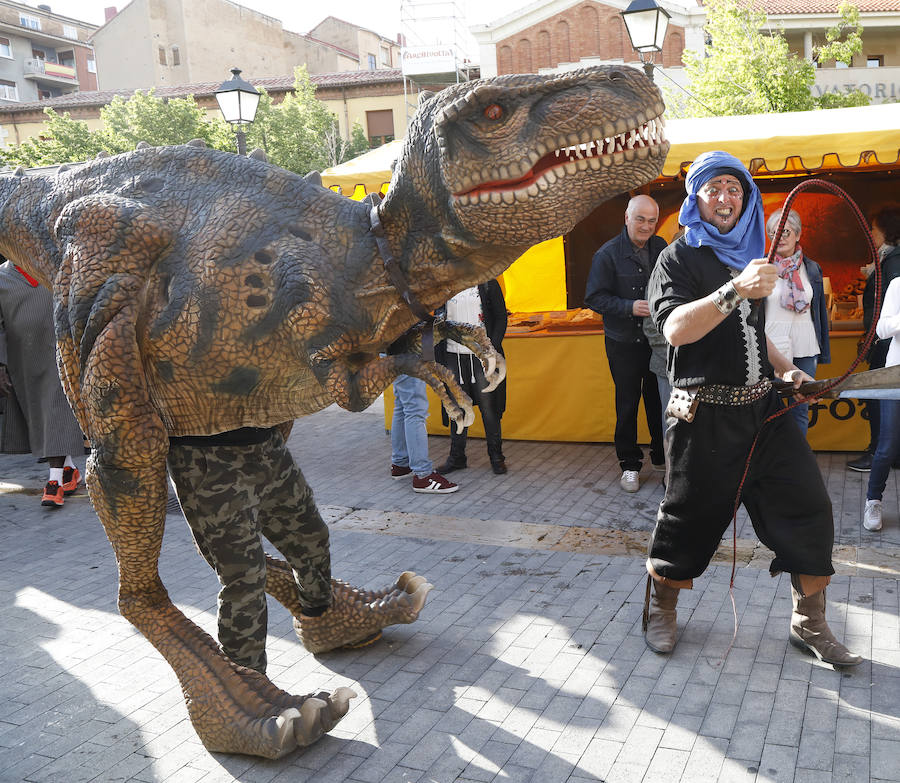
[99, 89, 233, 152]
[0, 108, 106, 167]
[673, 0, 816, 117]
[241, 65, 336, 174]
[815, 2, 863, 66]
[347, 121, 371, 160]
[665, 0, 869, 117]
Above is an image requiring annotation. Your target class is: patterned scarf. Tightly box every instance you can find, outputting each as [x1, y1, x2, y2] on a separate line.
[772, 247, 809, 313]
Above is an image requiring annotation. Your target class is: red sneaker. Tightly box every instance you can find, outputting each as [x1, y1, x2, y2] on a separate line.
[62, 466, 81, 495]
[41, 481, 65, 508]
[390, 464, 413, 479]
[412, 472, 459, 494]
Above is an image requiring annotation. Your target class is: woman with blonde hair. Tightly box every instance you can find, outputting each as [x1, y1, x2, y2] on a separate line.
[764, 208, 830, 435]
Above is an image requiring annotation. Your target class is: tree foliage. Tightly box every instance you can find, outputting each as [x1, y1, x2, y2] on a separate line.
[665, 0, 869, 118]
[240, 66, 344, 174]
[0, 66, 368, 173]
[814, 2, 864, 66]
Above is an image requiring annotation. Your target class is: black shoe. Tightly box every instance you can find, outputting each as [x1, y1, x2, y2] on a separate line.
[491, 459, 507, 475]
[847, 454, 872, 472]
[437, 460, 466, 474]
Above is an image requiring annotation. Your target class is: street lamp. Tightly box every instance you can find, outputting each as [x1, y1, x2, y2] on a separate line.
[621, 0, 671, 81]
[214, 67, 260, 155]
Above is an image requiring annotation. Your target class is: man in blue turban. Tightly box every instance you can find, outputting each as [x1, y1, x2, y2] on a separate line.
[642, 151, 861, 667]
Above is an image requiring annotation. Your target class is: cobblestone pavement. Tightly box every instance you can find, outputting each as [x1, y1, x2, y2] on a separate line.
[0, 400, 898, 782]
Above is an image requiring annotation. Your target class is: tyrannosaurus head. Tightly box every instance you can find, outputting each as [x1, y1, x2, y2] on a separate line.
[404, 65, 668, 249]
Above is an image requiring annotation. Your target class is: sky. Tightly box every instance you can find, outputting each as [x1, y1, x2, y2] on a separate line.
[29, 0, 522, 40]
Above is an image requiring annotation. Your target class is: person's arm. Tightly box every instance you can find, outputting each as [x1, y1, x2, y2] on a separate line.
[663, 258, 779, 346]
[584, 244, 637, 319]
[876, 277, 900, 340]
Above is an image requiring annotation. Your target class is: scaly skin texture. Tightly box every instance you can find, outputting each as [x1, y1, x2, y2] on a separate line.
[0, 65, 668, 758]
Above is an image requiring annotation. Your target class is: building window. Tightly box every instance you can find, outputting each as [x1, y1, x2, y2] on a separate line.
[0, 79, 19, 101]
[171, 45, 180, 66]
[63, 24, 77, 39]
[367, 53, 376, 70]
[835, 61, 849, 69]
[87, 58, 96, 73]
[20, 14, 41, 31]
[158, 46, 167, 66]
[381, 46, 390, 66]
[0, 37, 11, 59]
[58, 50, 75, 68]
[38, 89, 51, 100]
[867, 55, 883, 68]
[366, 109, 394, 146]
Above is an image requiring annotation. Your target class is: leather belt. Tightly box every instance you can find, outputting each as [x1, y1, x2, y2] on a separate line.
[696, 378, 772, 406]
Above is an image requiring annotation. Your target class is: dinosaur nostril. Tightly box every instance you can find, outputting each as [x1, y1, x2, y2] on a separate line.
[254, 250, 273, 264]
[244, 275, 264, 288]
[289, 226, 312, 241]
[246, 295, 267, 308]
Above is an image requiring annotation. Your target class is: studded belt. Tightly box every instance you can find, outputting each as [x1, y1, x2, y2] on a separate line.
[696, 378, 772, 406]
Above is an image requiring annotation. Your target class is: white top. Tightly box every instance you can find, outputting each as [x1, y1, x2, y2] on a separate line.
[446, 287, 482, 355]
[764, 261, 820, 363]
[876, 276, 900, 368]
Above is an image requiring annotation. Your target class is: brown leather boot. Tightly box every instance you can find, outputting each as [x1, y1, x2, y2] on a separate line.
[789, 576, 862, 667]
[642, 574, 679, 653]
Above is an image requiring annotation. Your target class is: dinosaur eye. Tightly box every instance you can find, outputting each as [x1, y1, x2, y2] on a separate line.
[484, 104, 503, 120]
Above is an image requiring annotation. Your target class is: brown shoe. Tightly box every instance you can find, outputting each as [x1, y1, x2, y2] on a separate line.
[789, 578, 862, 667]
[642, 574, 679, 653]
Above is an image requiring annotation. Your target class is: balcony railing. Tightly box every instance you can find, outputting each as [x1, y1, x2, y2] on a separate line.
[23, 58, 77, 81]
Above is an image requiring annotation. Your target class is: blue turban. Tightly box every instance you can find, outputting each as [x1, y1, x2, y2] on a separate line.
[678, 151, 764, 272]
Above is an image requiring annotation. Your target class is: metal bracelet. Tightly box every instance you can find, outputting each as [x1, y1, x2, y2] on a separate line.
[711, 281, 743, 315]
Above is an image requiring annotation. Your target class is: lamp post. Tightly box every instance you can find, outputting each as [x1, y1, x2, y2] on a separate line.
[621, 0, 671, 81]
[214, 67, 260, 155]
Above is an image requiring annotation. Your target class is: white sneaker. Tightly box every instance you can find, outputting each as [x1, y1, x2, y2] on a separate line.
[863, 499, 883, 531]
[620, 470, 640, 492]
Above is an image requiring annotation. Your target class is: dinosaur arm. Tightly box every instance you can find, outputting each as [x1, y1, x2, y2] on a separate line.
[311, 352, 475, 428]
[434, 319, 507, 392]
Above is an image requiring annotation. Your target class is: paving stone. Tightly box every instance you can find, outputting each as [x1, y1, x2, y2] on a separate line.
[1, 408, 896, 783]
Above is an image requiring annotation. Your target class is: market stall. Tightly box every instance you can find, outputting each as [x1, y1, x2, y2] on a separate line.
[322, 103, 900, 451]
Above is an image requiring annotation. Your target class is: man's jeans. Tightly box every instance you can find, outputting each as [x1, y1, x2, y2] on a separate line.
[391, 374, 433, 477]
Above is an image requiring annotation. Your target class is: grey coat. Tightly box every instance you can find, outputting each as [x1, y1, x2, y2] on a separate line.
[0, 261, 85, 457]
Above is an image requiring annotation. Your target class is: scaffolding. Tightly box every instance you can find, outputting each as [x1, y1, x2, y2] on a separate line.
[399, 0, 477, 124]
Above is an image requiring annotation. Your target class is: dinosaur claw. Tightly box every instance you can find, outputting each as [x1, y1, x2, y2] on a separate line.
[484, 354, 497, 380]
[408, 582, 433, 613]
[272, 708, 301, 753]
[395, 571, 418, 590]
[295, 697, 328, 747]
[330, 687, 356, 722]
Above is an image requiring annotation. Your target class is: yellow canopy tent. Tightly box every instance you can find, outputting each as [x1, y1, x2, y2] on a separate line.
[321, 103, 900, 313]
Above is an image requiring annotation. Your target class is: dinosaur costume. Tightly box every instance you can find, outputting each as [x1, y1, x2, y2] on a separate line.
[0, 65, 668, 757]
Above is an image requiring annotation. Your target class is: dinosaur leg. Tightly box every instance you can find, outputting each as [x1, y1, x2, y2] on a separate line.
[254, 433, 433, 653]
[69, 306, 353, 758]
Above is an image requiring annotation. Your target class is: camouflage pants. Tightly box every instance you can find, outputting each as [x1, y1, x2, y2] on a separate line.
[166, 429, 331, 674]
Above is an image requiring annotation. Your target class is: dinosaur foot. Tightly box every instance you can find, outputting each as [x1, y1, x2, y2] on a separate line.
[294, 572, 433, 653]
[195, 662, 357, 758]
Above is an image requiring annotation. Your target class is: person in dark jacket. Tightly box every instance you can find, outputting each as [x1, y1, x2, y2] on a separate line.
[847, 204, 900, 472]
[585, 195, 667, 492]
[763, 208, 831, 436]
[0, 260, 85, 508]
[435, 280, 508, 475]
